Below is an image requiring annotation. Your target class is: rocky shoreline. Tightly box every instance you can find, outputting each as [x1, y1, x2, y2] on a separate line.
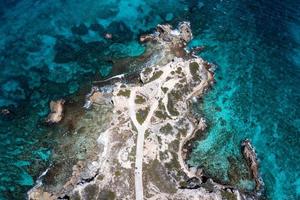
[28, 22, 263, 200]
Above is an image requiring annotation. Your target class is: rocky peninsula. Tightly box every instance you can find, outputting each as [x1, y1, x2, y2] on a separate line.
[28, 22, 262, 200]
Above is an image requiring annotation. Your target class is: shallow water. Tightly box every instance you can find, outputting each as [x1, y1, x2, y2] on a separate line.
[0, 0, 299, 199]
[187, 1, 300, 199]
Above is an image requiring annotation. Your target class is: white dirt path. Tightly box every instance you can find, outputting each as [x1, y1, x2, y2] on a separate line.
[129, 70, 169, 200]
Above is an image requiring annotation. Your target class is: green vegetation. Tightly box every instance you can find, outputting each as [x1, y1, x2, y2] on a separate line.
[160, 123, 173, 134]
[99, 190, 116, 200]
[165, 152, 181, 171]
[189, 62, 199, 74]
[161, 87, 168, 93]
[163, 151, 186, 180]
[128, 147, 136, 161]
[131, 121, 138, 133]
[167, 94, 179, 116]
[71, 191, 81, 200]
[155, 110, 168, 120]
[170, 89, 182, 101]
[117, 89, 131, 97]
[177, 127, 188, 137]
[136, 107, 150, 124]
[135, 95, 146, 104]
[169, 139, 180, 152]
[156, 100, 170, 119]
[221, 191, 237, 200]
[179, 77, 187, 83]
[143, 67, 153, 76]
[97, 174, 104, 181]
[145, 130, 151, 138]
[157, 135, 162, 145]
[158, 99, 165, 110]
[84, 184, 99, 200]
[159, 151, 169, 160]
[189, 62, 200, 80]
[176, 67, 182, 74]
[145, 159, 177, 194]
[115, 170, 121, 177]
[179, 181, 188, 188]
[147, 70, 163, 82]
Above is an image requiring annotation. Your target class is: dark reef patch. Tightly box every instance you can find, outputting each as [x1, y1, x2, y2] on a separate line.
[107, 21, 134, 42]
[71, 23, 89, 36]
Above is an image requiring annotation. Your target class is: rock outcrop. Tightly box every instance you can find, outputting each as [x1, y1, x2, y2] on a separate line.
[45, 99, 65, 123]
[140, 21, 192, 45]
[242, 139, 262, 191]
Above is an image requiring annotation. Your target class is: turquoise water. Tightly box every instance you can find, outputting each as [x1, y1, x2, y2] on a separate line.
[187, 1, 300, 199]
[0, 0, 299, 199]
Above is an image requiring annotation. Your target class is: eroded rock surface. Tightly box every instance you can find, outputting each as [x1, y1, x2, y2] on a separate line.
[242, 139, 262, 191]
[45, 99, 65, 123]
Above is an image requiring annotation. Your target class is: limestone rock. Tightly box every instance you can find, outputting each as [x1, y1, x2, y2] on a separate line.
[241, 139, 262, 191]
[45, 99, 65, 123]
[28, 189, 56, 200]
[140, 21, 192, 46]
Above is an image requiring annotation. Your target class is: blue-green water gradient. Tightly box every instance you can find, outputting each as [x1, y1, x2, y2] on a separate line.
[0, 0, 299, 199]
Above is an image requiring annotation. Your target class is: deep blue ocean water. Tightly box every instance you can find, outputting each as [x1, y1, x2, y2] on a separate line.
[0, 0, 299, 199]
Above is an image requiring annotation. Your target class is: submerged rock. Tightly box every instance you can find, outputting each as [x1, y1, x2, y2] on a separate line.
[0, 108, 14, 120]
[54, 39, 77, 63]
[71, 23, 89, 36]
[89, 23, 105, 34]
[45, 99, 65, 124]
[1, 79, 26, 101]
[106, 21, 133, 42]
[165, 12, 174, 21]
